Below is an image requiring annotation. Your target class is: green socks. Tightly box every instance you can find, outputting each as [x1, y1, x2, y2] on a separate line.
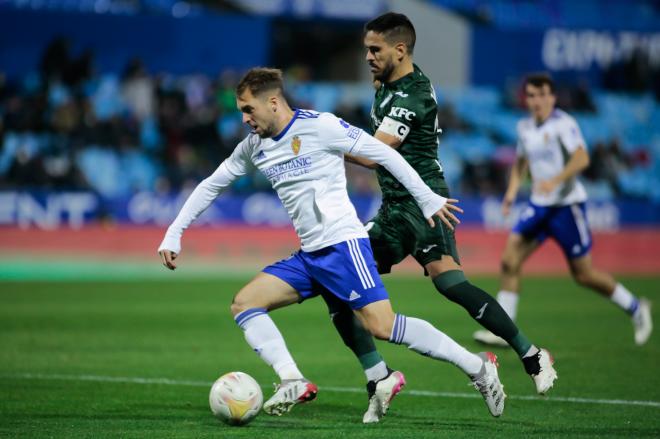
[433, 270, 533, 357]
[321, 292, 383, 369]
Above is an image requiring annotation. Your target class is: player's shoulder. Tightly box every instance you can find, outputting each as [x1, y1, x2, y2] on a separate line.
[296, 108, 321, 120]
[400, 75, 434, 101]
[517, 116, 535, 133]
[316, 111, 350, 128]
[233, 132, 261, 158]
[243, 132, 261, 149]
[550, 108, 578, 126]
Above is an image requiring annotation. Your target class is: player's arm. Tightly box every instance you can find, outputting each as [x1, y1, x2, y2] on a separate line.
[352, 134, 461, 229]
[345, 118, 405, 169]
[502, 156, 528, 217]
[323, 113, 459, 229]
[537, 147, 589, 194]
[158, 144, 250, 270]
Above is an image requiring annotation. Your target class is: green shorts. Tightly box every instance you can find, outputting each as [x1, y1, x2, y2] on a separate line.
[366, 196, 460, 275]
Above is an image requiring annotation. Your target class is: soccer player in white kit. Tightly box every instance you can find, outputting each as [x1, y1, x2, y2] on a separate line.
[158, 68, 506, 420]
[474, 73, 653, 347]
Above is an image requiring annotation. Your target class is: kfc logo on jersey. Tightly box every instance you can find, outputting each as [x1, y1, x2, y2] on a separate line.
[389, 106, 416, 121]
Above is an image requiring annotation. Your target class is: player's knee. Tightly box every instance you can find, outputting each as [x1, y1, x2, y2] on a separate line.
[230, 292, 250, 316]
[501, 256, 519, 275]
[361, 317, 393, 340]
[368, 324, 391, 341]
[572, 269, 593, 287]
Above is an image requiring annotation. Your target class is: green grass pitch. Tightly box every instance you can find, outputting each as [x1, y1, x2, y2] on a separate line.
[1, 276, 658, 438]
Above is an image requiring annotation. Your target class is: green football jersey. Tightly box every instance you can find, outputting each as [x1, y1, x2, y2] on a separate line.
[369, 64, 444, 199]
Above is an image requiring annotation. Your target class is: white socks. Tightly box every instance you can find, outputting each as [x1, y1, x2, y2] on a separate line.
[610, 283, 639, 315]
[234, 308, 303, 381]
[365, 361, 388, 382]
[389, 314, 482, 376]
[496, 290, 519, 321]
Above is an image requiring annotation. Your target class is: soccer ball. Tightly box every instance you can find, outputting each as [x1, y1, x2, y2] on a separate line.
[209, 371, 263, 426]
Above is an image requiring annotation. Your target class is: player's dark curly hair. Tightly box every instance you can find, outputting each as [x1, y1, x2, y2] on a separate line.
[525, 73, 556, 94]
[365, 12, 416, 54]
[236, 67, 284, 97]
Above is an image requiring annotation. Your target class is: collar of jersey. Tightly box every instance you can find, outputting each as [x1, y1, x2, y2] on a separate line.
[384, 63, 421, 89]
[534, 109, 560, 128]
[272, 109, 300, 141]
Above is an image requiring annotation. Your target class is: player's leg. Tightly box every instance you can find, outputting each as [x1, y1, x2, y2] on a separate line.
[319, 217, 407, 422]
[353, 298, 505, 417]
[425, 250, 555, 394]
[474, 203, 546, 344]
[314, 236, 405, 423]
[553, 203, 653, 345]
[315, 238, 505, 417]
[498, 224, 544, 319]
[231, 256, 318, 416]
[568, 255, 652, 345]
[321, 290, 389, 382]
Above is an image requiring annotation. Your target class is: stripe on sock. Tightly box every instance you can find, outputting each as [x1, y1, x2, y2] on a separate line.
[390, 314, 406, 345]
[234, 307, 267, 329]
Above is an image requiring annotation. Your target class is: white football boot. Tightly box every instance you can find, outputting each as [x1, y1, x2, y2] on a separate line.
[470, 352, 506, 417]
[362, 370, 406, 424]
[263, 379, 318, 416]
[523, 348, 558, 395]
[633, 298, 653, 346]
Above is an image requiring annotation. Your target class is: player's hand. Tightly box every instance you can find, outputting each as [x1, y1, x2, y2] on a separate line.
[501, 195, 515, 217]
[537, 179, 558, 195]
[428, 198, 463, 230]
[159, 249, 178, 270]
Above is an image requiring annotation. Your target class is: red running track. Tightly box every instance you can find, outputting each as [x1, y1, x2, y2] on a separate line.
[1, 226, 659, 275]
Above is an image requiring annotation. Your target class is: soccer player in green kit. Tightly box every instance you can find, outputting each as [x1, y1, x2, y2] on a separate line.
[321, 12, 557, 423]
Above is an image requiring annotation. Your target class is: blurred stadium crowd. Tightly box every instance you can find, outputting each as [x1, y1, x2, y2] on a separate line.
[2, 37, 658, 202]
[1, 0, 660, 203]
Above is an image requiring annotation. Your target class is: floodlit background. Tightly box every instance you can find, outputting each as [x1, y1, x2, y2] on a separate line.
[1, 0, 659, 277]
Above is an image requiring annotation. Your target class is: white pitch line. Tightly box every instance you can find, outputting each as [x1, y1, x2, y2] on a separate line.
[4, 372, 660, 409]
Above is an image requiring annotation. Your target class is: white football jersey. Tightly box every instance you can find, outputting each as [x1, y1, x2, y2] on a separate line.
[225, 109, 368, 251]
[159, 109, 446, 254]
[516, 109, 588, 206]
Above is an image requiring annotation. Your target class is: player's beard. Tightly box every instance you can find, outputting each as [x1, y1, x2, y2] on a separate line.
[372, 59, 395, 83]
[258, 121, 277, 138]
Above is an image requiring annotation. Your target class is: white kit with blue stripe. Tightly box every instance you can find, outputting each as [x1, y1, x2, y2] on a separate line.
[159, 109, 447, 306]
[160, 109, 446, 253]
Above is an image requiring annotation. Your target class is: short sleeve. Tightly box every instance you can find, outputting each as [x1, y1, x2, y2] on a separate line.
[558, 115, 587, 153]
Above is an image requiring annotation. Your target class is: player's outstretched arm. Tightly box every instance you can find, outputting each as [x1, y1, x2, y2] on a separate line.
[157, 158, 246, 270]
[502, 156, 528, 216]
[344, 130, 402, 169]
[352, 134, 463, 229]
[345, 153, 379, 169]
[159, 249, 178, 270]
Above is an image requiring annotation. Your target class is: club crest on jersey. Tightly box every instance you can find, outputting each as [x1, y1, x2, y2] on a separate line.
[291, 135, 301, 155]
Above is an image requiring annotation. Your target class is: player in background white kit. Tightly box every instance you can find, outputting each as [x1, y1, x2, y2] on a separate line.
[474, 73, 653, 347]
[158, 68, 506, 421]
